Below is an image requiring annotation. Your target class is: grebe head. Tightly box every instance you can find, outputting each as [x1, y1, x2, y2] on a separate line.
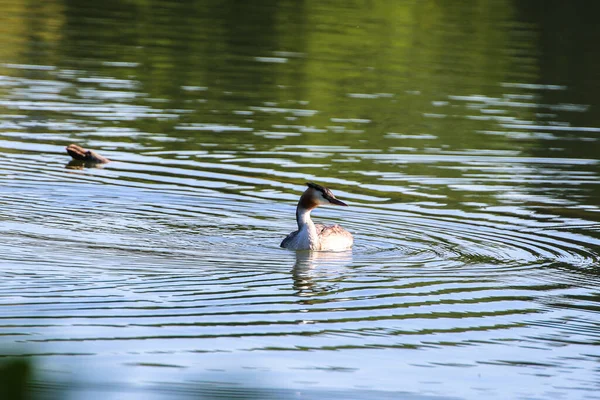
[301, 182, 348, 209]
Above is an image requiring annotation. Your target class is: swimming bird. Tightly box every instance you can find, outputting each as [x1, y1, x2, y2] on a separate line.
[66, 144, 110, 164]
[280, 183, 353, 251]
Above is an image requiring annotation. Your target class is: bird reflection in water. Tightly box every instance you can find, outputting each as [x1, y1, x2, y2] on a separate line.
[291, 251, 353, 298]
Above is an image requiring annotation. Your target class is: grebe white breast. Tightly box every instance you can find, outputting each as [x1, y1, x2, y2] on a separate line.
[280, 183, 353, 251]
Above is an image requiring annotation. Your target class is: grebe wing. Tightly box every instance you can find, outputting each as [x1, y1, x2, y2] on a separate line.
[280, 230, 299, 248]
[317, 224, 353, 250]
[316, 224, 350, 237]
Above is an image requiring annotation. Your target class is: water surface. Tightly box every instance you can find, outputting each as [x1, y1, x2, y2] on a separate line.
[1, 1, 600, 399]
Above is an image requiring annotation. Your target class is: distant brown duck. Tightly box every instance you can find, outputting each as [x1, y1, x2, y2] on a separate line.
[281, 183, 353, 251]
[66, 144, 110, 164]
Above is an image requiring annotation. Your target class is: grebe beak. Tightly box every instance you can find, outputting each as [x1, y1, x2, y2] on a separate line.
[329, 198, 348, 206]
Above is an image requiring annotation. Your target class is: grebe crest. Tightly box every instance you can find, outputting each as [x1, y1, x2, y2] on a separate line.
[280, 182, 353, 251]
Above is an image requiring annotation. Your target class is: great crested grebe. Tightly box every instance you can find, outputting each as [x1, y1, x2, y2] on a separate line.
[280, 182, 353, 251]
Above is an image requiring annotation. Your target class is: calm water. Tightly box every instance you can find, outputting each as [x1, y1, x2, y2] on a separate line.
[1, 1, 600, 399]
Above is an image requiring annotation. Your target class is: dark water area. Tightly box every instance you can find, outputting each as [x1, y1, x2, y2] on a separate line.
[1, 1, 600, 399]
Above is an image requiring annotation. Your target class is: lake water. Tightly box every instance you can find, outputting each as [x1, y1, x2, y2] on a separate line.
[1, 1, 600, 399]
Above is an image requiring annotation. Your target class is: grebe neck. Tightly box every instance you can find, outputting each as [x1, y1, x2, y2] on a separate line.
[295, 205, 319, 250]
[296, 206, 315, 230]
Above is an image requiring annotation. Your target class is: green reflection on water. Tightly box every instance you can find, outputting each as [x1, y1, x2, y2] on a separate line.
[1, 0, 599, 214]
